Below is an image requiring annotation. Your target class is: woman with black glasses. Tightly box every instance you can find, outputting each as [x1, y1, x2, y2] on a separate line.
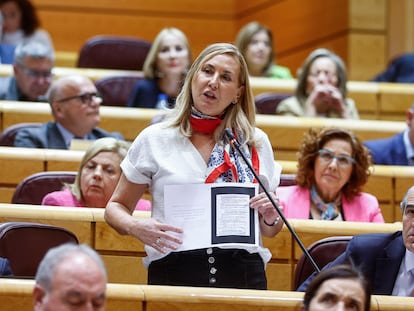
[277, 127, 384, 222]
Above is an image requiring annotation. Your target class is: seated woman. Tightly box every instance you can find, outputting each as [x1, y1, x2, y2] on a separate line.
[42, 137, 151, 211]
[128, 27, 191, 109]
[276, 48, 359, 119]
[277, 127, 383, 222]
[302, 264, 370, 311]
[235, 21, 292, 79]
[0, 0, 53, 50]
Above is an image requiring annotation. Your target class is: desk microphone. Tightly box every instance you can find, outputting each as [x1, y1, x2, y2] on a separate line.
[224, 128, 320, 274]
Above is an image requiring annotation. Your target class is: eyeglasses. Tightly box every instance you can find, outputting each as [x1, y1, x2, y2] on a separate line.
[55, 93, 102, 105]
[317, 149, 355, 168]
[401, 203, 414, 218]
[18, 65, 53, 80]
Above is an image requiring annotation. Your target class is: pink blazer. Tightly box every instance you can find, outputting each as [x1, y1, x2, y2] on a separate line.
[42, 188, 151, 211]
[276, 185, 384, 222]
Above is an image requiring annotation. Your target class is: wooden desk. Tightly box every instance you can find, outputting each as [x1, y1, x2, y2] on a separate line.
[0, 204, 402, 291]
[0, 101, 406, 160]
[0, 143, 412, 222]
[250, 77, 412, 121]
[0, 278, 411, 311]
[0, 64, 413, 120]
[0, 64, 143, 82]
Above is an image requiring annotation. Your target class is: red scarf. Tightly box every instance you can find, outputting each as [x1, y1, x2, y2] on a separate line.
[190, 115, 222, 134]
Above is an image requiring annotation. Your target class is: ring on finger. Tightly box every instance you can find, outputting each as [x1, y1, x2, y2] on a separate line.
[155, 238, 161, 245]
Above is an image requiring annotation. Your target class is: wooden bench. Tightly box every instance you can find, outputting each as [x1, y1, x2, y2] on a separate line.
[0, 276, 411, 311]
[0, 64, 413, 121]
[0, 64, 143, 82]
[0, 204, 402, 291]
[250, 78, 413, 121]
[1, 144, 411, 223]
[0, 101, 406, 160]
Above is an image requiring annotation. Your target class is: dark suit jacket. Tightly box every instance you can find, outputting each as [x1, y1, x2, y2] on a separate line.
[0, 257, 13, 277]
[364, 132, 408, 165]
[298, 231, 405, 295]
[372, 54, 414, 83]
[14, 122, 124, 149]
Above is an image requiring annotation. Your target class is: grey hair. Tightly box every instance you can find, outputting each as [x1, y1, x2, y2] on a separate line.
[295, 48, 347, 105]
[400, 185, 414, 213]
[35, 243, 107, 292]
[14, 41, 55, 65]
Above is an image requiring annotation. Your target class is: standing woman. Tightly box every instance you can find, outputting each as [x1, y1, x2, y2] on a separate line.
[128, 27, 191, 109]
[0, 0, 53, 49]
[106, 43, 283, 289]
[235, 21, 292, 79]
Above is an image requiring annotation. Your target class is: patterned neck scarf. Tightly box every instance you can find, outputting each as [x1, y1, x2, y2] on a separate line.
[205, 129, 259, 184]
[310, 184, 341, 220]
[190, 106, 223, 134]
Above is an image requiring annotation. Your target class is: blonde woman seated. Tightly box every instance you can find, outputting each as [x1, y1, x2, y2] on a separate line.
[42, 137, 151, 211]
[276, 48, 359, 119]
[235, 21, 292, 79]
[277, 128, 383, 222]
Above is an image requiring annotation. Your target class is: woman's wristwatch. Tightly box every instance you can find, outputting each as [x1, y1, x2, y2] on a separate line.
[263, 216, 280, 226]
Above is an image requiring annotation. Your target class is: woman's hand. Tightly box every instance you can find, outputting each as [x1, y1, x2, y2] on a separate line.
[250, 191, 284, 237]
[128, 218, 183, 254]
[305, 84, 347, 117]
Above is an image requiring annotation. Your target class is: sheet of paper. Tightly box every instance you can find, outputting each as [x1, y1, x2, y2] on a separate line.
[164, 183, 259, 251]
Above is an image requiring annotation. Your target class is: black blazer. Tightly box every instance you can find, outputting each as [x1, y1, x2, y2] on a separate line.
[14, 122, 124, 149]
[298, 231, 405, 295]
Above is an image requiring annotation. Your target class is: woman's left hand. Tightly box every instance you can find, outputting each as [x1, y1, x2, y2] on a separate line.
[250, 191, 282, 224]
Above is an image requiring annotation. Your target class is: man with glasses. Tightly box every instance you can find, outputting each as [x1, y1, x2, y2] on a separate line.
[298, 185, 414, 296]
[14, 74, 123, 149]
[0, 40, 53, 101]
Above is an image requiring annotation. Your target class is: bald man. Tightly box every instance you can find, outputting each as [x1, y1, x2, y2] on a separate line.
[14, 74, 123, 149]
[33, 243, 107, 311]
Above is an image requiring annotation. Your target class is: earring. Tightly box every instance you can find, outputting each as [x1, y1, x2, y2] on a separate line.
[231, 99, 237, 105]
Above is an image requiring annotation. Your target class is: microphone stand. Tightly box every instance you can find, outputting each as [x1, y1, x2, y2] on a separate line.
[224, 128, 320, 274]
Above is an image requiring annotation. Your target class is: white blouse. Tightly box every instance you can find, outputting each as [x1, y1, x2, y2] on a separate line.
[121, 121, 281, 267]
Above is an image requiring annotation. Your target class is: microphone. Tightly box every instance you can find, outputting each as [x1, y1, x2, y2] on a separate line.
[224, 128, 320, 274]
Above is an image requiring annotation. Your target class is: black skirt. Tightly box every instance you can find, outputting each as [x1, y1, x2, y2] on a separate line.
[148, 247, 267, 289]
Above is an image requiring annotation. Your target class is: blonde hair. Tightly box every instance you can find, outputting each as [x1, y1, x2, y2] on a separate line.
[142, 27, 192, 79]
[167, 43, 257, 146]
[69, 137, 130, 201]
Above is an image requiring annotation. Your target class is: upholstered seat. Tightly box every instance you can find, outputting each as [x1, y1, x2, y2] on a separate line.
[77, 35, 151, 70]
[0, 123, 42, 146]
[11, 171, 77, 205]
[0, 222, 78, 277]
[280, 174, 296, 186]
[95, 74, 144, 106]
[293, 236, 352, 290]
[254, 92, 291, 114]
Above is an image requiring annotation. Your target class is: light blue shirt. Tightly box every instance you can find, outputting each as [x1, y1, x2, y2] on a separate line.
[392, 249, 414, 296]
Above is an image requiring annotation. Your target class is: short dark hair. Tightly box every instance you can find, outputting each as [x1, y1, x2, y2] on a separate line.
[303, 264, 371, 311]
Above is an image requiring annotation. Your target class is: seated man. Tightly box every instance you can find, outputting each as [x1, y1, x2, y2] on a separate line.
[364, 103, 414, 165]
[298, 185, 414, 296]
[33, 243, 107, 310]
[14, 74, 123, 149]
[0, 41, 54, 101]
